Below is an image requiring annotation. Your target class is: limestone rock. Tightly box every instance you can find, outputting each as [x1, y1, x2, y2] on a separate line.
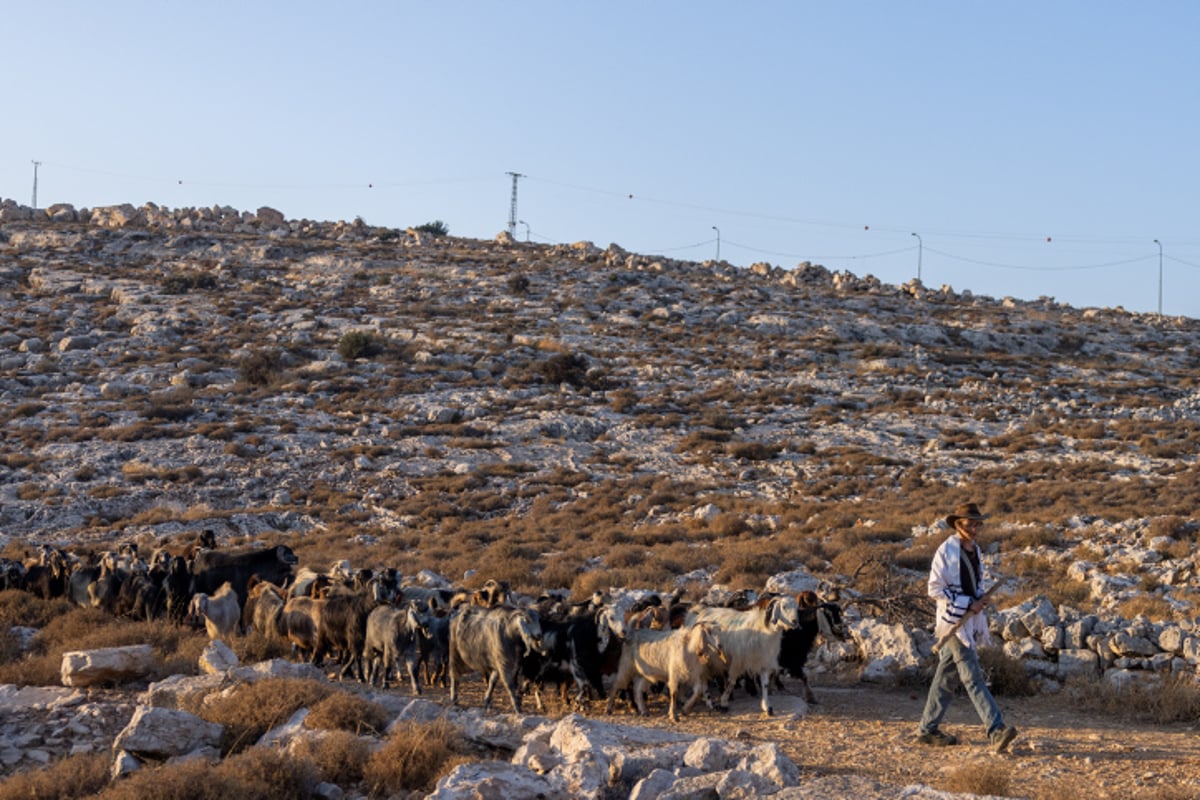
[113, 706, 223, 760]
[61, 645, 156, 688]
[199, 640, 239, 674]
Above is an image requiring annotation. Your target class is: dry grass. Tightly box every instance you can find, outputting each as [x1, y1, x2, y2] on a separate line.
[182, 678, 334, 755]
[0, 605, 207, 687]
[362, 718, 473, 797]
[303, 691, 391, 736]
[1065, 673, 1200, 725]
[0, 752, 110, 800]
[289, 730, 373, 786]
[939, 760, 1013, 797]
[95, 746, 321, 800]
[978, 646, 1037, 697]
[1115, 594, 1178, 622]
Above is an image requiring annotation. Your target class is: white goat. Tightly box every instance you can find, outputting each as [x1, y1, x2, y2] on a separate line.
[605, 621, 725, 722]
[688, 594, 799, 717]
[188, 581, 241, 640]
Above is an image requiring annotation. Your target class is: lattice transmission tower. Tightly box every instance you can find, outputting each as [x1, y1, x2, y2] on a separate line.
[506, 171, 525, 238]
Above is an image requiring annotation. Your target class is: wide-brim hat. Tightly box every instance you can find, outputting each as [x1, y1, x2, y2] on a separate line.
[946, 502, 988, 527]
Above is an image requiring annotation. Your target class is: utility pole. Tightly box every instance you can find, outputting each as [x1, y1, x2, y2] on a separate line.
[911, 232, 922, 281]
[31, 160, 42, 210]
[712, 226, 720, 261]
[506, 171, 524, 238]
[1154, 239, 1163, 315]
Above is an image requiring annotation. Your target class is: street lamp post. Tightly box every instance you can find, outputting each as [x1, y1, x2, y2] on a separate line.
[519, 220, 530, 242]
[911, 232, 922, 282]
[1154, 239, 1163, 315]
[712, 226, 720, 261]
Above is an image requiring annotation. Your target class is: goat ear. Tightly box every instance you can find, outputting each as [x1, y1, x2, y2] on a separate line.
[755, 595, 773, 610]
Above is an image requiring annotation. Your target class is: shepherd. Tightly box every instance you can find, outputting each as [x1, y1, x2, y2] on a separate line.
[916, 502, 1018, 753]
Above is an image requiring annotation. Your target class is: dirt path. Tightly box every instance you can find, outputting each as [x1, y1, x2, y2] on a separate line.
[578, 680, 1200, 799]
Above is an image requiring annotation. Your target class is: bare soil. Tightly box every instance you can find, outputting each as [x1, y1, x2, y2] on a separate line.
[608, 680, 1200, 800]
[440, 675, 1200, 800]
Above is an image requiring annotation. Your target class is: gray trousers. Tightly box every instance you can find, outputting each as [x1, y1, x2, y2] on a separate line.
[918, 636, 1004, 735]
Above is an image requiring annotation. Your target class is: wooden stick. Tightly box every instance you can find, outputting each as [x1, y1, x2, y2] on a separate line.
[931, 583, 1002, 654]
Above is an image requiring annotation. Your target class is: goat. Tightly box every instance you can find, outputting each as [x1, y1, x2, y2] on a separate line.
[20, 549, 66, 599]
[187, 581, 241, 640]
[190, 544, 297, 609]
[162, 555, 192, 625]
[278, 595, 325, 661]
[310, 578, 391, 681]
[520, 605, 611, 712]
[688, 594, 800, 717]
[776, 600, 846, 704]
[416, 609, 451, 688]
[363, 600, 430, 692]
[604, 622, 725, 722]
[0, 559, 28, 594]
[113, 564, 166, 622]
[243, 575, 287, 637]
[449, 605, 546, 714]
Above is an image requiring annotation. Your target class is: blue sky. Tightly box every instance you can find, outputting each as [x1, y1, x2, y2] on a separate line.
[5, 3, 1199, 317]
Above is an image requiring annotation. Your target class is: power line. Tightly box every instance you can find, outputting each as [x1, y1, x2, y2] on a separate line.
[923, 246, 1150, 272]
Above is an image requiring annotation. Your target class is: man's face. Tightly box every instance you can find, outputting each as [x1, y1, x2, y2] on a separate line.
[957, 519, 983, 540]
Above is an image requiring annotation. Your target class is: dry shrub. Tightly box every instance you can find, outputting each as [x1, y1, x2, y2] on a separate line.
[707, 513, 750, 538]
[0, 590, 73, 631]
[606, 544, 649, 570]
[232, 629, 294, 664]
[304, 691, 391, 736]
[978, 646, 1036, 697]
[1067, 673, 1200, 725]
[1116, 594, 1176, 623]
[290, 729, 372, 786]
[96, 745, 320, 800]
[940, 760, 1012, 796]
[609, 388, 638, 413]
[0, 752, 110, 800]
[830, 542, 904, 595]
[184, 678, 334, 755]
[362, 718, 471, 797]
[727, 441, 780, 461]
[1004, 524, 1061, 549]
[892, 536, 941, 573]
[716, 545, 785, 588]
[538, 553, 585, 590]
[1149, 515, 1197, 541]
[0, 608, 207, 687]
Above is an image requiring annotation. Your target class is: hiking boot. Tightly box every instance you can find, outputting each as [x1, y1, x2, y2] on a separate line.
[990, 725, 1018, 753]
[917, 729, 958, 746]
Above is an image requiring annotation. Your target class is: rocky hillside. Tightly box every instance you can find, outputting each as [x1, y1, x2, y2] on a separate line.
[4, 196, 1200, 680]
[3, 198, 1200, 797]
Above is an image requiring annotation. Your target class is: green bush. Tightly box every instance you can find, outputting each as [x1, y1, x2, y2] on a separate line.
[337, 330, 384, 360]
[507, 274, 531, 295]
[160, 270, 217, 294]
[237, 349, 284, 387]
[415, 220, 449, 236]
[539, 352, 589, 388]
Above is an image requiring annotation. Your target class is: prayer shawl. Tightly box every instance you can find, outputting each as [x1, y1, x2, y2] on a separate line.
[927, 534, 991, 649]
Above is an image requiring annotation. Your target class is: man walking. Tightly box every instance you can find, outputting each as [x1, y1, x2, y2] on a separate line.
[917, 502, 1018, 753]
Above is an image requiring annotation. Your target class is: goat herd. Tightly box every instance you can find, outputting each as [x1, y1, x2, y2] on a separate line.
[1, 532, 847, 724]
